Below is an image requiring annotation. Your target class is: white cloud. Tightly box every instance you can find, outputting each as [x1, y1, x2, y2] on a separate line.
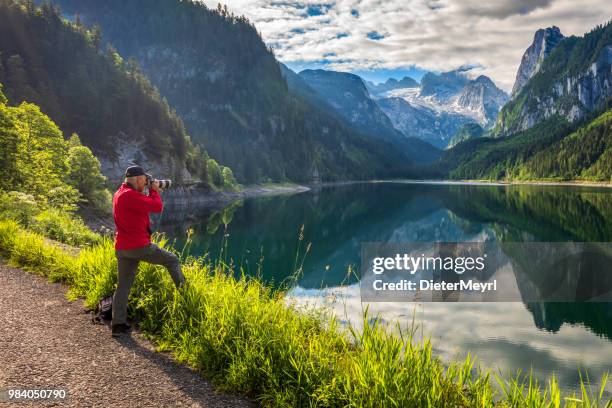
[200, 0, 610, 91]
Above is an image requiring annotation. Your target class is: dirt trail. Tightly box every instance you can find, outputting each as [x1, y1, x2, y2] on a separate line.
[0, 262, 255, 407]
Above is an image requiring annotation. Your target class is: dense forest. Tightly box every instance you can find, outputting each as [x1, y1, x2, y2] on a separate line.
[441, 106, 612, 181]
[447, 123, 484, 149]
[0, 0, 237, 188]
[518, 109, 612, 180]
[45, 0, 436, 183]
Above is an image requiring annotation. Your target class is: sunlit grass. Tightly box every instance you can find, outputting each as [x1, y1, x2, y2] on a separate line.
[0, 219, 609, 407]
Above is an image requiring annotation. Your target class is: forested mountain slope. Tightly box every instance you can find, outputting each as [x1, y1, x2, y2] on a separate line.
[0, 0, 224, 186]
[46, 0, 439, 183]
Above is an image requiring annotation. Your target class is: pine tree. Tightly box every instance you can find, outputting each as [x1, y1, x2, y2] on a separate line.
[0, 86, 19, 189]
[90, 24, 102, 51]
[0, 52, 5, 86]
[4, 55, 38, 104]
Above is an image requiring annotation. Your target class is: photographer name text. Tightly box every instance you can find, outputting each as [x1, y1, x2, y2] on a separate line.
[373, 279, 497, 293]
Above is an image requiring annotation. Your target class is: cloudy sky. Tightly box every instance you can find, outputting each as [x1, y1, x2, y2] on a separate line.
[201, 0, 610, 91]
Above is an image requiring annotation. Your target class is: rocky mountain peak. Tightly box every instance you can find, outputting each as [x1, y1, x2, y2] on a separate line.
[365, 76, 418, 96]
[298, 68, 401, 140]
[474, 75, 495, 86]
[457, 75, 509, 124]
[511, 26, 564, 96]
[419, 70, 469, 100]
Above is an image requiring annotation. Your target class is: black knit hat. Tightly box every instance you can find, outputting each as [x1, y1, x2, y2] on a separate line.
[125, 165, 146, 177]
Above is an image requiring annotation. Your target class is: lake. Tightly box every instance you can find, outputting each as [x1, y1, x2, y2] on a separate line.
[160, 181, 612, 396]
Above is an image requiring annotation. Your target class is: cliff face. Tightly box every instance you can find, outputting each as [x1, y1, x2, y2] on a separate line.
[98, 139, 192, 186]
[457, 76, 510, 125]
[376, 96, 474, 149]
[511, 26, 565, 97]
[298, 69, 402, 140]
[496, 23, 612, 136]
[520, 46, 610, 129]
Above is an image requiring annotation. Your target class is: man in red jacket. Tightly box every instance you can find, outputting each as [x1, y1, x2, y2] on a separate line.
[111, 165, 185, 337]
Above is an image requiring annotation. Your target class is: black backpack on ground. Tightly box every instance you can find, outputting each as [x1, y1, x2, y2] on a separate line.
[91, 295, 113, 324]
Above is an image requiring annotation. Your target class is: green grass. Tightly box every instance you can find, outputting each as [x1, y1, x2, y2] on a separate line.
[0, 219, 609, 407]
[0, 190, 101, 247]
[31, 208, 101, 247]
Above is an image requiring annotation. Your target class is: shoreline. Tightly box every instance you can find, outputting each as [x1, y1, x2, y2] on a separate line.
[311, 178, 612, 189]
[83, 178, 612, 231]
[162, 182, 310, 211]
[82, 183, 311, 231]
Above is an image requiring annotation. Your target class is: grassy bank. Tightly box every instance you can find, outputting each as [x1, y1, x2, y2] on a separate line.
[0, 220, 609, 407]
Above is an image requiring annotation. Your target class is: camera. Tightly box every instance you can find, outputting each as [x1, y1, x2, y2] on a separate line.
[146, 174, 172, 189]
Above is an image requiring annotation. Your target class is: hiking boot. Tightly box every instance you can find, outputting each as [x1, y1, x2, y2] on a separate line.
[111, 323, 132, 337]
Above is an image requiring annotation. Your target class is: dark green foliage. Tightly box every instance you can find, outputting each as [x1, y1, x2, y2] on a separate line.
[0, 53, 4, 85]
[519, 110, 612, 181]
[440, 116, 575, 179]
[441, 108, 612, 181]
[3, 54, 38, 103]
[46, 0, 434, 183]
[0, 0, 217, 186]
[448, 123, 484, 148]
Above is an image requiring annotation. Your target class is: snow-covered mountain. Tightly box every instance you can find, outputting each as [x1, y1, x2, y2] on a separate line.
[370, 70, 509, 148]
[376, 97, 473, 149]
[365, 76, 418, 95]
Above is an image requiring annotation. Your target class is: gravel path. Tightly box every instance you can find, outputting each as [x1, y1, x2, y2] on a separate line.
[0, 262, 255, 408]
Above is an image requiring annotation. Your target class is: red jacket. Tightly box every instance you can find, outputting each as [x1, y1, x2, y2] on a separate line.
[113, 183, 163, 250]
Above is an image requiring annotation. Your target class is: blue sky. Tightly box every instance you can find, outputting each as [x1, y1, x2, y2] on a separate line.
[202, 0, 610, 91]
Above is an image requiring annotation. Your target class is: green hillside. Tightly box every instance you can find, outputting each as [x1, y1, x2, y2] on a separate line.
[448, 123, 484, 149]
[441, 108, 612, 181]
[46, 0, 437, 183]
[518, 109, 612, 181]
[0, 0, 236, 187]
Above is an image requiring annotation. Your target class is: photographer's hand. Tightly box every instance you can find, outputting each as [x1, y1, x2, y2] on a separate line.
[151, 179, 161, 192]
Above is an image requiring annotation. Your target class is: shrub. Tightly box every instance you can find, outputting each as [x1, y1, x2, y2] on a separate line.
[0, 190, 40, 225]
[31, 208, 101, 247]
[46, 185, 82, 213]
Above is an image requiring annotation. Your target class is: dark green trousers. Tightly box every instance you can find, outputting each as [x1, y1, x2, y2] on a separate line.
[112, 243, 185, 325]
